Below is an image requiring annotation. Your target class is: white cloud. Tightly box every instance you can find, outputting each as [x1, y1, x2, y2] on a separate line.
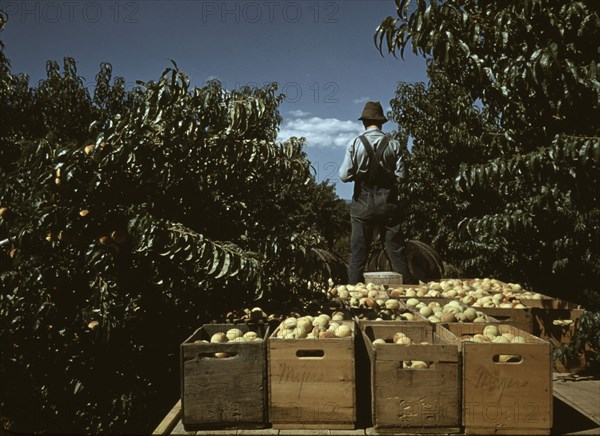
[287, 109, 311, 117]
[353, 97, 371, 104]
[278, 116, 362, 148]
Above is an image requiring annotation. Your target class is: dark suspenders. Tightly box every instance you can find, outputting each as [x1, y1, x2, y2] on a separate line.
[357, 135, 391, 187]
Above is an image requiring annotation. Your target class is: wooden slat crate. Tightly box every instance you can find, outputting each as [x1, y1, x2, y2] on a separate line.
[475, 306, 534, 333]
[439, 316, 501, 328]
[532, 306, 586, 372]
[268, 320, 356, 429]
[400, 296, 460, 305]
[532, 307, 584, 342]
[442, 323, 552, 435]
[350, 303, 430, 323]
[361, 323, 461, 433]
[516, 296, 563, 309]
[180, 323, 268, 430]
[355, 313, 430, 331]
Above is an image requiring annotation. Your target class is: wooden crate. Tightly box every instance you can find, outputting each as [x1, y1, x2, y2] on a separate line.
[268, 320, 356, 429]
[362, 323, 461, 432]
[351, 304, 430, 323]
[476, 306, 534, 333]
[355, 313, 430, 330]
[532, 307, 584, 342]
[516, 296, 563, 309]
[400, 296, 458, 306]
[180, 323, 268, 430]
[442, 323, 552, 435]
[532, 306, 586, 372]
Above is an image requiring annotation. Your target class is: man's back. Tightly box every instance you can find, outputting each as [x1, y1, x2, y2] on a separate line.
[339, 127, 403, 185]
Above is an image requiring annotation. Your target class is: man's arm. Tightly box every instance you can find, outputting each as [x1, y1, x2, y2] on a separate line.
[339, 139, 357, 183]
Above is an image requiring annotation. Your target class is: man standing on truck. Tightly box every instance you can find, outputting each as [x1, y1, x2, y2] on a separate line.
[339, 101, 413, 284]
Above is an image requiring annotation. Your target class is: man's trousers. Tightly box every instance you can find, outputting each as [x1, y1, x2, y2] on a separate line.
[348, 213, 411, 285]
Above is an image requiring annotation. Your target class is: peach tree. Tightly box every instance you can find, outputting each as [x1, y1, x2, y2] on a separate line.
[377, 0, 600, 306]
[0, 17, 346, 434]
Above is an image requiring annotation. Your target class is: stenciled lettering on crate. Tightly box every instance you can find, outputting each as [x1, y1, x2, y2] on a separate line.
[180, 323, 268, 431]
[361, 322, 461, 433]
[445, 323, 553, 435]
[268, 320, 356, 430]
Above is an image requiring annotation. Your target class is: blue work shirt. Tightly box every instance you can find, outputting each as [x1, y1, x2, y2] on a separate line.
[339, 127, 404, 184]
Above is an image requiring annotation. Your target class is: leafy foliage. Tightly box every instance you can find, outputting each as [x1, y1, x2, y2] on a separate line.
[388, 65, 499, 263]
[378, 0, 600, 307]
[0, 18, 347, 433]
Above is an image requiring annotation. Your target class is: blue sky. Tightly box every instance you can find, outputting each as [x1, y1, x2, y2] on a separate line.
[0, 0, 428, 199]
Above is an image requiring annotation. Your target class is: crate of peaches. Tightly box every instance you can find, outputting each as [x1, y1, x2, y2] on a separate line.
[268, 315, 356, 429]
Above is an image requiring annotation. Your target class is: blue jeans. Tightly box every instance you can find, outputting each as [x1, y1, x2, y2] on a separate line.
[348, 186, 411, 284]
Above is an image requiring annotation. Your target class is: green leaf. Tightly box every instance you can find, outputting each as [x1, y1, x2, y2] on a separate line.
[214, 251, 231, 279]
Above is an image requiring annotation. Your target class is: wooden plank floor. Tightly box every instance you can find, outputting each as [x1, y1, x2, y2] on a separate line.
[155, 374, 600, 436]
[553, 373, 600, 425]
